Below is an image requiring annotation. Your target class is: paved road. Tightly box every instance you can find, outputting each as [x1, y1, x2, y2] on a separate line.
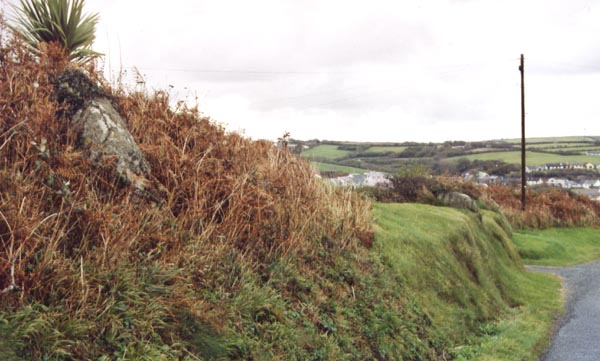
[527, 261, 600, 361]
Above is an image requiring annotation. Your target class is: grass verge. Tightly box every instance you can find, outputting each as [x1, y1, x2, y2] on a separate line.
[453, 271, 561, 360]
[374, 203, 562, 360]
[514, 228, 600, 266]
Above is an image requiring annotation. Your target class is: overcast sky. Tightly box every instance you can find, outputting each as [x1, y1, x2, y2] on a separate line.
[5, 0, 600, 142]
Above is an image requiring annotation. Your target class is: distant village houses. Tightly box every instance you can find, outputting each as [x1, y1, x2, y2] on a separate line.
[470, 174, 600, 190]
[463, 171, 501, 185]
[527, 162, 595, 172]
[464, 160, 600, 196]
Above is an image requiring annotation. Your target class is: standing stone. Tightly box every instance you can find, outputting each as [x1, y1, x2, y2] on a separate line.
[54, 68, 151, 191]
[72, 98, 150, 189]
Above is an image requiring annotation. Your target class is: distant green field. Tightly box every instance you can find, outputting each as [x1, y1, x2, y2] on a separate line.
[365, 146, 407, 153]
[301, 145, 351, 160]
[311, 162, 366, 174]
[545, 146, 600, 153]
[530, 142, 594, 150]
[452, 151, 600, 166]
[503, 136, 598, 144]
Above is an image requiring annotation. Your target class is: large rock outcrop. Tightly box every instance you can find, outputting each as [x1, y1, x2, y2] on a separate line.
[54, 69, 150, 190]
[72, 97, 151, 189]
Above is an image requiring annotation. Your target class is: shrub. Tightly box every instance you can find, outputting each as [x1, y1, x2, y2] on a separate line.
[370, 175, 484, 205]
[8, 0, 102, 63]
[486, 185, 600, 229]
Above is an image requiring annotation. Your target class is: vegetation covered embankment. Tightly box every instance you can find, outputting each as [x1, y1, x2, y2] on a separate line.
[514, 227, 600, 266]
[373, 203, 561, 360]
[0, 16, 563, 360]
[0, 26, 380, 359]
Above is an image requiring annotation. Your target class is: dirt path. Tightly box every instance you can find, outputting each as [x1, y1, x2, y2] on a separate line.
[527, 261, 600, 361]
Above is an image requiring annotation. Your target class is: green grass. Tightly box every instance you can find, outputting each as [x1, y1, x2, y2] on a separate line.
[454, 272, 561, 361]
[451, 151, 600, 166]
[365, 146, 407, 153]
[311, 162, 367, 174]
[542, 146, 600, 153]
[514, 228, 600, 266]
[531, 142, 591, 149]
[301, 145, 351, 160]
[373, 203, 562, 360]
[530, 143, 599, 150]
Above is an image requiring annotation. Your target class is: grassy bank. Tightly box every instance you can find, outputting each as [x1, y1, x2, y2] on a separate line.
[514, 228, 600, 266]
[373, 203, 562, 360]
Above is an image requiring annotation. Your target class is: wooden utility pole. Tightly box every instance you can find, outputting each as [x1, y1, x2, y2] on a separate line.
[519, 54, 526, 211]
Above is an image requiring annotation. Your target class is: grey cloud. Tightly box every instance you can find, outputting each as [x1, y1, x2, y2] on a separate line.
[28, 0, 600, 142]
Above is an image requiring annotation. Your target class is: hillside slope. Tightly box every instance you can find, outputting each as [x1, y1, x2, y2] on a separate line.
[0, 25, 560, 360]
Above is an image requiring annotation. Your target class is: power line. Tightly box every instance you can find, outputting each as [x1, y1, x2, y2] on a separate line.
[132, 67, 374, 75]
[119, 59, 517, 77]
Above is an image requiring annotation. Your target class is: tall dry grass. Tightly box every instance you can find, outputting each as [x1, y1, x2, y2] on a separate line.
[0, 18, 372, 358]
[486, 185, 600, 229]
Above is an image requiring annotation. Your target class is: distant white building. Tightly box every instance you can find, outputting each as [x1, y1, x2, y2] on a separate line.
[529, 165, 549, 172]
[547, 178, 568, 187]
[329, 171, 391, 188]
[566, 180, 583, 189]
[547, 163, 567, 170]
[527, 179, 544, 186]
[463, 171, 500, 185]
[582, 180, 600, 189]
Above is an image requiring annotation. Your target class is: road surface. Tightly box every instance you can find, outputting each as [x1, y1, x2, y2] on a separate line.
[528, 261, 600, 361]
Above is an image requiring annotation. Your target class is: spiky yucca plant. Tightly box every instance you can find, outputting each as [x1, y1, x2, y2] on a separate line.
[9, 0, 101, 63]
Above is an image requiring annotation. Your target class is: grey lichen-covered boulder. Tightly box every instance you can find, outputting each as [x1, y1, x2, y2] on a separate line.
[72, 98, 151, 189]
[437, 191, 479, 213]
[54, 69, 150, 190]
